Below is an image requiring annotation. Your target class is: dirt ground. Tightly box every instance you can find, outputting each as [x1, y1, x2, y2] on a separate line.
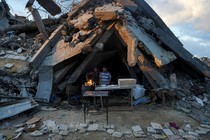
[1, 103, 210, 140]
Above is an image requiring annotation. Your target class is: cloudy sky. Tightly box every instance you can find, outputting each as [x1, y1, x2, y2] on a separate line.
[6, 0, 210, 57]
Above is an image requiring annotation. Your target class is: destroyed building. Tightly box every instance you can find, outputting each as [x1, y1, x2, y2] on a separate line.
[1, 0, 210, 122]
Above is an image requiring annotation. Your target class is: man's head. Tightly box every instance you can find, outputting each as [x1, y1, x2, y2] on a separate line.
[93, 67, 98, 72]
[102, 66, 107, 72]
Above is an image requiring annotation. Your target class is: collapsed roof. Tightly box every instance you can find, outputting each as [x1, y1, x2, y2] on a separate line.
[28, 0, 210, 102]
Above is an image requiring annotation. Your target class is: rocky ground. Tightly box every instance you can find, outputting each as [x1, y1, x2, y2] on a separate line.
[0, 103, 210, 140]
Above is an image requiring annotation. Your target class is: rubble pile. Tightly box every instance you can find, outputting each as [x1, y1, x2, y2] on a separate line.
[0, 0, 210, 126]
[201, 57, 210, 67]
[1, 117, 210, 139]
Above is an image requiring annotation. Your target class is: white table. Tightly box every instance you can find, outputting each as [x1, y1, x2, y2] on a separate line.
[95, 85, 134, 109]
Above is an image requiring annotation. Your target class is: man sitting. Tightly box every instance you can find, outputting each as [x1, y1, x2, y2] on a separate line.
[99, 66, 111, 86]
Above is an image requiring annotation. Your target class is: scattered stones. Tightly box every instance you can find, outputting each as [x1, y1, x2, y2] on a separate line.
[200, 124, 210, 129]
[30, 130, 43, 137]
[40, 126, 49, 134]
[107, 129, 115, 134]
[112, 131, 123, 138]
[188, 131, 199, 137]
[59, 124, 69, 131]
[184, 124, 192, 132]
[15, 127, 25, 133]
[59, 130, 69, 136]
[87, 124, 98, 132]
[51, 134, 63, 140]
[183, 135, 197, 140]
[151, 122, 163, 130]
[4, 63, 14, 69]
[147, 127, 156, 134]
[163, 129, 174, 136]
[104, 124, 114, 129]
[195, 130, 207, 135]
[132, 125, 146, 138]
[78, 123, 88, 130]
[179, 107, 191, 113]
[97, 124, 106, 132]
[152, 134, 166, 139]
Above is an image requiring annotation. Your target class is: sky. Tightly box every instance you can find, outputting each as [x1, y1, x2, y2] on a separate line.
[5, 0, 210, 58]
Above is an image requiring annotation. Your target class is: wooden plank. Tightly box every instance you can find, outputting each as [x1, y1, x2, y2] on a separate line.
[36, 0, 61, 16]
[30, 25, 63, 69]
[136, 49, 170, 89]
[133, 0, 182, 46]
[30, 8, 48, 41]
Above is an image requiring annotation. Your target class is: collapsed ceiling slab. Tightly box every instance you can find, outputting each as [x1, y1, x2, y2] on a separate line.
[28, 0, 210, 102]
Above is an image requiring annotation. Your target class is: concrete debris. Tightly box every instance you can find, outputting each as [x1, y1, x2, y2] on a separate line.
[59, 124, 69, 131]
[58, 130, 69, 136]
[14, 127, 24, 133]
[183, 135, 198, 140]
[51, 134, 63, 140]
[87, 124, 98, 132]
[112, 131, 123, 138]
[0, 99, 39, 121]
[163, 128, 174, 136]
[4, 63, 14, 69]
[30, 130, 43, 137]
[78, 123, 88, 130]
[147, 127, 156, 134]
[150, 123, 163, 130]
[107, 129, 115, 134]
[152, 134, 166, 139]
[132, 125, 146, 137]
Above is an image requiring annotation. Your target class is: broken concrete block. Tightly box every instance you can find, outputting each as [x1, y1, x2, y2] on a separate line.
[87, 124, 98, 132]
[17, 48, 23, 53]
[30, 130, 43, 137]
[132, 125, 146, 138]
[104, 124, 115, 129]
[188, 131, 199, 137]
[58, 130, 69, 136]
[183, 135, 197, 140]
[59, 124, 69, 131]
[79, 128, 87, 134]
[147, 127, 156, 134]
[184, 124, 192, 132]
[163, 128, 174, 136]
[179, 107, 191, 113]
[195, 130, 207, 135]
[4, 63, 14, 69]
[43, 120, 59, 133]
[69, 124, 76, 132]
[195, 97, 204, 106]
[151, 122, 163, 130]
[97, 124, 106, 132]
[40, 126, 49, 134]
[15, 127, 24, 133]
[78, 123, 88, 130]
[152, 134, 166, 139]
[107, 129, 115, 134]
[132, 125, 142, 132]
[0, 50, 5, 56]
[94, 4, 123, 21]
[112, 131, 123, 138]
[51, 134, 63, 140]
[200, 124, 210, 129]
